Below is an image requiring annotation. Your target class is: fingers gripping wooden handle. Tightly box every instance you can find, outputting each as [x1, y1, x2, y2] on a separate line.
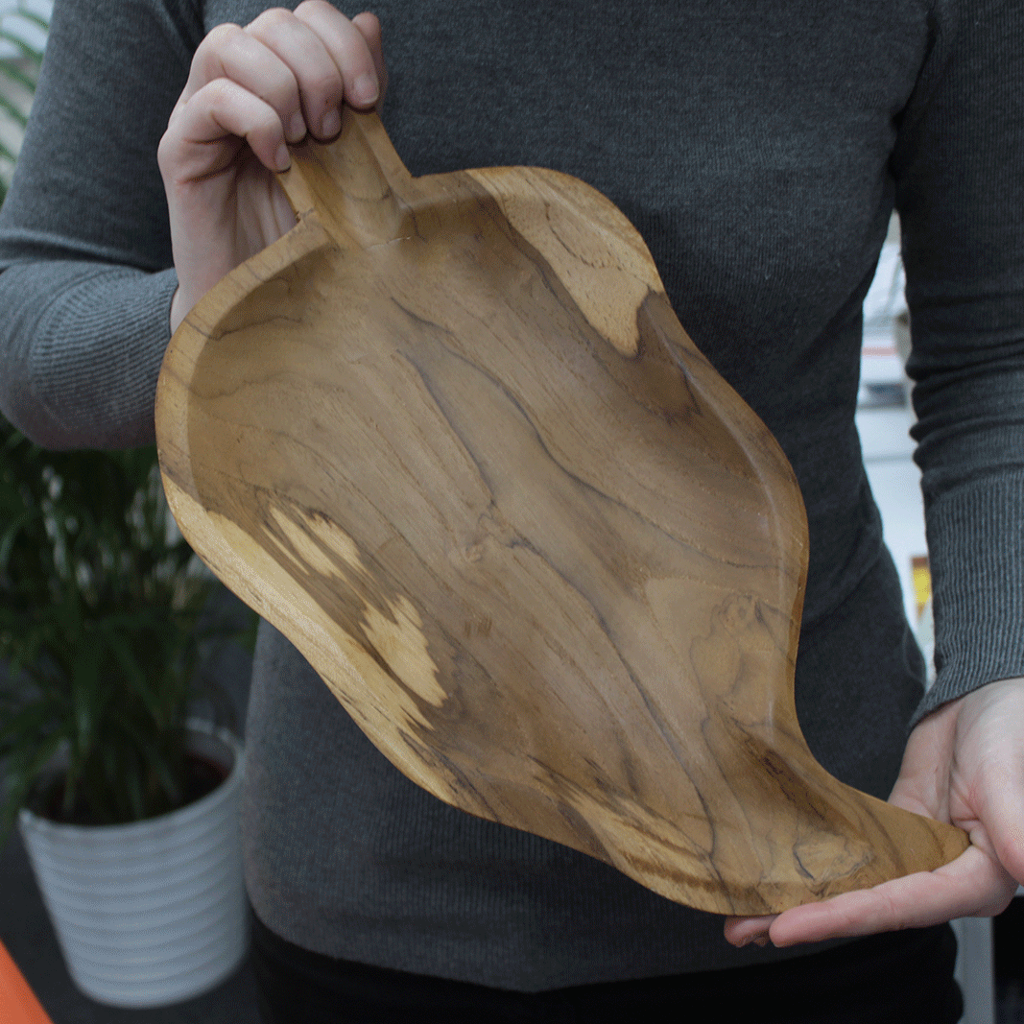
[277, 108, 413, 247]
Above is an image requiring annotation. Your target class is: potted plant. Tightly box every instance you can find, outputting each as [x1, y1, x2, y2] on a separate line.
[0, 418, 257, 1007]
[0, 8, 256, 1005]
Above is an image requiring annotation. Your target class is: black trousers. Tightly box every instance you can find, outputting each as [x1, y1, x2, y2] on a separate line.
[251, 911, 963, 1024]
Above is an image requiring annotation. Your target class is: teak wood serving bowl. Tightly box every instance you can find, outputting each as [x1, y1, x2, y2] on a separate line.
[156, 108, 968, 915]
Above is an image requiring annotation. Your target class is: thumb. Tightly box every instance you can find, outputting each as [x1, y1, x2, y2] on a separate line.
[886, 699, 958, 822]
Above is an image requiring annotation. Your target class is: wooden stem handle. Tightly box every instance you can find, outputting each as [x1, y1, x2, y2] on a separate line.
[277, 108, 413, 247]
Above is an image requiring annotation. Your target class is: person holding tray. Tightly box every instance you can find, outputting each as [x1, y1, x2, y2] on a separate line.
[2, 2, 1023, 1020]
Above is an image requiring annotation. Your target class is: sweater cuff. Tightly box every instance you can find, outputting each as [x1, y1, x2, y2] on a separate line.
[911, 471, 1024, 726]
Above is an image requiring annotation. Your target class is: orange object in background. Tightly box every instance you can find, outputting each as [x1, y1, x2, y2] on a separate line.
[0, 940, 53, 1024]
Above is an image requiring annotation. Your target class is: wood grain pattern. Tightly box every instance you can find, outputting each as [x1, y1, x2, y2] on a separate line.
[155, 108, 968, 915]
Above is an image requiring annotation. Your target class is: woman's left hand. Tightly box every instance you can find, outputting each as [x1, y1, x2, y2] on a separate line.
[725, 676, 1024, 948]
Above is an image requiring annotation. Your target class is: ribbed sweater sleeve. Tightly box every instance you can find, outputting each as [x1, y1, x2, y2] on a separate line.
[892, 0, 1024, 722]
[0, 0, 202, 449]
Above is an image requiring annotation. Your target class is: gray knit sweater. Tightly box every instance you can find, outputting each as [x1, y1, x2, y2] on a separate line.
[1, 0, 1022, 990]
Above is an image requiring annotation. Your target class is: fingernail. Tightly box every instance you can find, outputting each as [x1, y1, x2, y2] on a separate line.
[350, 73, 379, 107]
[288, 110, 306, 143]
[321, 107, 342, 139]
[275, 143, 290, 172]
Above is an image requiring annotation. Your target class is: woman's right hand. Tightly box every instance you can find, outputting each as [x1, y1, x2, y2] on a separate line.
[158, 2, 386, 333]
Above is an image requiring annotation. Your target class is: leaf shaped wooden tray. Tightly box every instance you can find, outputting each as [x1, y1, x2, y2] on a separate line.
[155, 108, 968, 915]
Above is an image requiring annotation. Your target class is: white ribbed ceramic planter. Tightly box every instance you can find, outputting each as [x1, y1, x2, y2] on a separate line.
[18, 722, 247, 1008]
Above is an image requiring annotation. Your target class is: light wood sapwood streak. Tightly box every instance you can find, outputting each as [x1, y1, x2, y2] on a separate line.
[155, 108, 968, 915]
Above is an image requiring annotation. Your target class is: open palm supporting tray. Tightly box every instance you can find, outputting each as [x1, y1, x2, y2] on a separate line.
[155, 108, 967, 916]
